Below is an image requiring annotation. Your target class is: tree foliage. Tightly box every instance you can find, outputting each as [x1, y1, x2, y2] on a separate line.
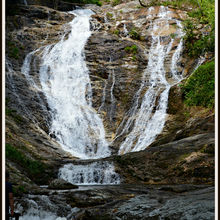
[183, 60, 215, 108]
[183, 0, 215, 57]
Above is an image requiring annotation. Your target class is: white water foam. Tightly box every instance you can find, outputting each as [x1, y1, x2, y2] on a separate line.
[18, 8, 119, 187]
[16, 195, 71, 220]
[39, 9, 111, 159]
[118, 6, 184, 154]
[59, 161, 120, 185]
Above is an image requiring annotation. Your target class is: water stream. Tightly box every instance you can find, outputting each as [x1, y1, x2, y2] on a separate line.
[19, 9, 119, 186]
[117, 6, 185, 154]
[39, 9, 111, 160]
[17, 6, 187, 186]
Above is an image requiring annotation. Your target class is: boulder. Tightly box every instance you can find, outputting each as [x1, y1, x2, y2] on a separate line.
[48, 178, 78, 190]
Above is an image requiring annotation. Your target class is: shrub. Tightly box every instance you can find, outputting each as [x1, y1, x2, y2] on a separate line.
[159, 0, 214, 57]
[124, 45, 138, 54]
[106, 12, 114, 20]
[162, 0, 201, 8]
[6, 143, 45, 177]
[183, 60, 214, 108]
[111, 0, 121, 6]
[129, 29, 140, 40]
[183, 19, 214, 57]
[183, 0, 215, 57]
[113, 29, 120, 36]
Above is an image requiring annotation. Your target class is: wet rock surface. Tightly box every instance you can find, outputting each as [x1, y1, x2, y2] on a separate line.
[48, 178, 79, 190]
[15, 184, 214, 220]
[113, 132, 214, 185]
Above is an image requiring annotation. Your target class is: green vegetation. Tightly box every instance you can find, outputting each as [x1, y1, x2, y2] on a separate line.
[7, 41, 20, 59]
[113, 29, 120, 36]
[151, 0, 215, 57]
[124, 45, 138, 54]
[162, 0, 198, 8]
[63, 0, 102, 6]
[13, 185, 27, 196]
[132, 55, 137, 61]
[6, 143, 45, 177]
[82, 0, 102, 5]
[178, 153, 191, 161]
[129, 29, 140, 40]
[111, 0, 121, 6]
[183, 19, 214, 57]
[200, 143, 214, 154]
[160, 0, 215, 110]
[182, 60, 214, 108]
[106, 12, 114, 20]
[183, 0, 214, 57]
[170, 33, 177, 39]
[6, 108, 24, 123]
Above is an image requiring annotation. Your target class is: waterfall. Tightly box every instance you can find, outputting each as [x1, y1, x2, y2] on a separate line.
[23, 0, 28, 5]
[123, 23, 129, 36]
[18, 9, 118, 185]
[17, 6, 185, 185]
[59, 161, 120, 185]
[118, 6, 185, 154]
[39, 9, 111, 159]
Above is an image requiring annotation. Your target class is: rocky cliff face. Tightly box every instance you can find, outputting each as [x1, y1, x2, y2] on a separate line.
[5, 1, 214, 218]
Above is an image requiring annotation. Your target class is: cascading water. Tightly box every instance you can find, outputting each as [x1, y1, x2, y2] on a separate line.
[18, 8, 120, 186]
[39, 9, 119, 184]
[16, 195, 74, 220]
[39, 9, 111, 160]
[117, 6, 185, 154]
[59, 161, 120, 185]
[17, 6, 186, 185]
